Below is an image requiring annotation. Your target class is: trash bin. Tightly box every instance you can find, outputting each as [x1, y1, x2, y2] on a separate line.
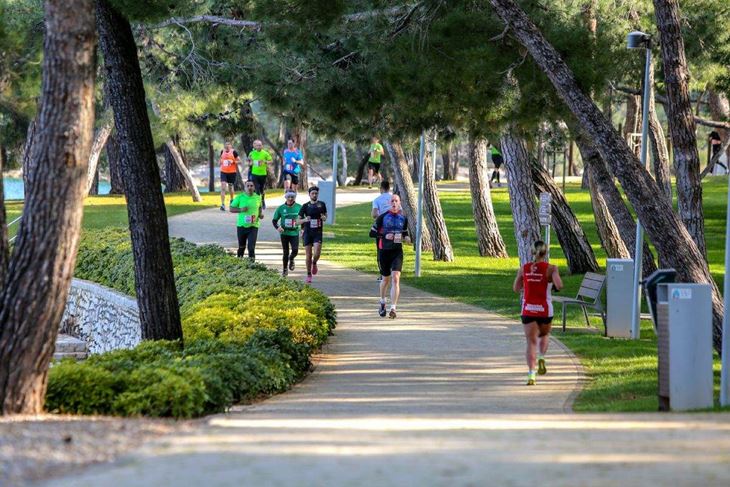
[641, 268, 677, 332]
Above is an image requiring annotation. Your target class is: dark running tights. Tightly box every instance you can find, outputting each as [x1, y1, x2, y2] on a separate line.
[490, 169, 500, 183]
[281, 234, 299, 268]
[237, 226, 259, 260]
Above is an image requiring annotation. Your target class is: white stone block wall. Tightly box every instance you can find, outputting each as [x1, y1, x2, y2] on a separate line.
[60, 278, 141, 354]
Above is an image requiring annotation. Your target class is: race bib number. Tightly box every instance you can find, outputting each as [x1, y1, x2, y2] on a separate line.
[285, 163, 294, 172]
[309, 219, 320, 229]
[245, 215, 255, 224]
[255, 160, 262, 167]
[223, 160, 232, 168]
[284, 218, 295, 228]
[393, 232, 402, 244]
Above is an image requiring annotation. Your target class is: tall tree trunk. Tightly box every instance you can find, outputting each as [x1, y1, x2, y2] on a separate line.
[468, 137, 508, 257]
[163, 142, 187, 193]
[442, 141, 452, 180]
[708, 90, 729, 169]
[574, 131, 656, 273]
[207, 136, 215, 192]
[338, 142, 348, 186]
[502, 128, 540, 265]
[354, 152, 369, 186]
[530, 160, 599, 273]
[292, 125, 308, 189]
[88, 168, 99, 195]
[0, 144, 7, 286]
[653, 0, 706, 258]
[86, 122, 111, 194]
[106, 131, 125, 194]
[486, 0, 723, 350]
[647, 59, 672, 204]
[422, 146, 454, 262]
[623, 94, 641, 157]
[0, 0, 96, 414]
[567, 141, 576, 176]
[585, 163, 629, 259]
[237, 133, 253, 191]
[21, 119, 37, 198]
[385, 141, 432, 251]
[166, 140, 202, 202]
[97, 0, 182, 341]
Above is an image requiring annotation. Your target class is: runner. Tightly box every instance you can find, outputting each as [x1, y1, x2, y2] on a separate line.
[272, 191, 302, 277]
[370, 194, 409, 319]
[219, 141, 241, 211]
[488, 142, 503, 187]
[513, 241, 563, 386]
[282, 139, 303, 192]
[367, 136, 384, 189]
[371, 180, 393, 282]
[229, 180, 263, 261]
[248, 139, 272, 209]
[298, 186, 327, 284]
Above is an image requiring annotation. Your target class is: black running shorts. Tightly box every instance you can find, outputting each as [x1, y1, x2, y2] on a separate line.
[368, 162, 381, 174]
[378, 249, 403, 277]
[303, 229, 323, 246]
[221, 172, 237, 184]
[521, 315, 553, 325]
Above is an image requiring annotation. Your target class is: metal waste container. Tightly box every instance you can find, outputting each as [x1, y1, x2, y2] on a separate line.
[606, 259, 634, 338]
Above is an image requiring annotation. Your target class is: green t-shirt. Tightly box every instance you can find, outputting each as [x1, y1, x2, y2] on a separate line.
[369, 143, 383, 163]
[249, 149, 272, 176]
[273, 202, 302, 237]
[490, 146, 501, 157]
[230, 192, 262, 228]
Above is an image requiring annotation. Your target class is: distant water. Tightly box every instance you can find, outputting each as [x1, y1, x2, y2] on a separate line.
[2, 177, 111, 200]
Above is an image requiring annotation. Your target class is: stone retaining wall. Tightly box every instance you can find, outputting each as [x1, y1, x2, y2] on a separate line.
[60, 278, 141, 354]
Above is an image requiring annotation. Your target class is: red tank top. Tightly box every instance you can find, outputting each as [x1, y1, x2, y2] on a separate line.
[521, 261, 553, 317]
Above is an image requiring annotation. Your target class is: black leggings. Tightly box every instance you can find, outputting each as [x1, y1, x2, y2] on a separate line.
[237, 226, 259, 260]
[251, 174, 267, 206]
[281, 234, 299, 268]
[490, 167, 501, 183]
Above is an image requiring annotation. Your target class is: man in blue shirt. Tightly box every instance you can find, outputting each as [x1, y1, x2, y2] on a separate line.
[282, 139, 303, 192]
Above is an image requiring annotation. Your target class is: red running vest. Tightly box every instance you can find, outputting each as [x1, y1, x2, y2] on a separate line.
[521, 261, 553, 317]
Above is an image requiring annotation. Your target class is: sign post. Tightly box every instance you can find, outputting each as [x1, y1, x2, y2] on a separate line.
[415, 133, 426, 277]
[538, 192, 552, 260]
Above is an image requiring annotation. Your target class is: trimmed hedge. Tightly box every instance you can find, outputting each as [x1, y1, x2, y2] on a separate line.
[46, 229, 336, 418]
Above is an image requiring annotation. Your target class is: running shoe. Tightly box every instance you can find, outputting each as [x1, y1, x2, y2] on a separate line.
[379, 302, 387, 317]
[389, 308, 397, 319]
[526, 373, 536, 386]
[289, 259, 295, 271]
[282, 269, 288, 277]
[538, 357, 547, 375]
[312, 262, 318, 275]
[305, 275, 313, 284]
[376, 275, 383, 282]
[219, 205, 225, 212]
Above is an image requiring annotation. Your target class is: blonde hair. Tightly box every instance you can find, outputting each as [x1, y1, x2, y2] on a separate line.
[532, 240, 548, 258]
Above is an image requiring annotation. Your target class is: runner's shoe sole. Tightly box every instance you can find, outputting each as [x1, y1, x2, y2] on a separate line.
[527, 378, 536, 386]
[389, 309, 396, 319]
[379, 303, 387, 317]
[538, 358, 547, 375]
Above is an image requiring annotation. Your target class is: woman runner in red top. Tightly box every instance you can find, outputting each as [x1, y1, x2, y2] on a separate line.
[513, 241, 563, 385]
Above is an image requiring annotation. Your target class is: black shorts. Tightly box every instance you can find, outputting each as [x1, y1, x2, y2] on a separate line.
[221, 172, 237, 184]
[521, 315, 553, 325]
[492, 154, 503, 167]
[378, 249, 403, 277]
[284, 173, 299, 185]
[251, 174, 267, 194]
[302, 229, 323, 246]
[368, 162, 381, 174]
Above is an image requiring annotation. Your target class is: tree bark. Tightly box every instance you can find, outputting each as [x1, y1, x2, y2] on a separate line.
[163, 142, 187, 193]
[585, 163, 629, 259]
[491, 0, 729, 345]
[705, 90, 730, 173]
[623, 94, 641, 157]
[354, 151, 369, 186]
[468, 137, 508, 257]
[501, 128, 540, 265]
[0, 0, 96, 414]
[165, 140, 202, 202]
[442, 141, 453, 180]
[647, 59, 672, 204]
[292, 125, 308, 188]
[97, 0, 182, 341]
[21, 119, 37, 198]
[338, 142, 348, 186]
[530, 159, 599, 273]
[106, 131, 125, 194]
[385, 141, 432, 251]
[88, 167, 99, 196]
[207, 136, 215, 192]
[86, 122, 111, 195]
[653, 0, 706, 257]
[0, 144, 7, 287]
[422, 146, 454, 262]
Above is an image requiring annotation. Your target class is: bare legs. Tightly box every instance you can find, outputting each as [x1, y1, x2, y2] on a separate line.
[220, 182, 234, 207]
[523, 322, 551, 373]
[379, 271, 401, 308]
[305, 242, 322, 276]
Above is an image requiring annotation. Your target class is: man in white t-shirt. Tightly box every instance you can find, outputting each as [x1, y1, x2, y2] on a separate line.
[371, 180, 393, 282]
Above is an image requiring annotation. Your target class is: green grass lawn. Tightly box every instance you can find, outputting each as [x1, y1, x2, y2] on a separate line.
[327, 178, 729, 412]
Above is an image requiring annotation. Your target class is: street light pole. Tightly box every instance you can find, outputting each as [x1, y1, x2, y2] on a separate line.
[415, 132, 426, 277]
[722, 171, 730, 405]
[628, 31, 652, 340]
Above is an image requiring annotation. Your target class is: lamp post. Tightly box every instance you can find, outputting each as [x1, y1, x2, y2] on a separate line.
[627, 31, 652, 340]
[722, 157, 730, 405]
[415, 132, 426, 277]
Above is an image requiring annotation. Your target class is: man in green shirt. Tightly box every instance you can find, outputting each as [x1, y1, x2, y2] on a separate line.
[272, 191, 302, 276]
[230, 180, 264, 261]
[368, 136, 384, 189]
[248, 139, 272, 209]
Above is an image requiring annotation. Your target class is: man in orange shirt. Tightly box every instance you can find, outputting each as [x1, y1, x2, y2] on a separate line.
[219, 141, 241, 211]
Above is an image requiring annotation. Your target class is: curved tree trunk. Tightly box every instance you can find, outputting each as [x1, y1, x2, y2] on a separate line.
[501, 128, 540, 265]
[0, 0, 96, 414]
[207, 136, 215, 192]
[353, 151, 369, 186]
[623, 94, 641, 157]
[385, 141, 432, 251]
[488, 0, 728, 343]
[653, 0, 706, 258]
[165, 140, 202, 202]
[86, 123, 111, 195]
[530, 159, 599, 273]
[586, 163, 629, 258]
[97, 0, 182, 342]
[468, 137, 508, 257]
[106, 131, 125, 194]
[422, 147, 454, 262]
[88, 167, 100, 196]
[647, 60, 672, 204]
[703, 90, 730, 176]
[163, 142, 187, 193]
[338, 142, 348, 186]
[21, 119, 37, 198]
[0, 144, 7, 286]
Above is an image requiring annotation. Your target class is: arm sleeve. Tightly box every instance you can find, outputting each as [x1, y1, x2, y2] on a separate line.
[233, 151, 239, 159]
[266, 151, 273, 161]
[298, 204, 306, 218]
[321, 202, 327, 214]
[229, 196, 240, 208]
[370, 214, 383, 238]
[402, 217, 409, 238]
[272, 207, 281, 228]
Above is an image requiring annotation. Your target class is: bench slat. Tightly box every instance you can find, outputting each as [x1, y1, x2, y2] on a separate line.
[580, 279, 605, 291]
[584, 272, 605, 282]
[577, 286, 602, 300]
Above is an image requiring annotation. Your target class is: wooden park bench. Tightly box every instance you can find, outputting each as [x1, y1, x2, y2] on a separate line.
[553, 272, 607, 334]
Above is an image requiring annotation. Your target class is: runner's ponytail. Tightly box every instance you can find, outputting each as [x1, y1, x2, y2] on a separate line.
[532, 240, 548, 258]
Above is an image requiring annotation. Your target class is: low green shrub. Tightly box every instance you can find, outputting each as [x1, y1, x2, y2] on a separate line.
[47, 229, 336, 418]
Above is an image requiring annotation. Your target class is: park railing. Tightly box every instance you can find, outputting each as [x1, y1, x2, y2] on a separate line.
[8, 215, 21, 244]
